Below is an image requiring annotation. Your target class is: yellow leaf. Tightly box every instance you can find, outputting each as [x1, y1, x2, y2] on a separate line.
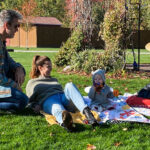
[87, 144, 96, 150]
[49, 133, 54, 136]
[114, 142, 122, 147]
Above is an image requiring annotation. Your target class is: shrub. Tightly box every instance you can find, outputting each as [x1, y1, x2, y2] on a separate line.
[55, 0, 129, 74]
[99, 0, 127, 71]
[70, 50, 104, 74]
[54, 26, 84, 66]
[70, 49, 124, 74]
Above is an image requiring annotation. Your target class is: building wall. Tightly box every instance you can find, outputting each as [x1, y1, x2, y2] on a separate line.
[132, 30, 150, 49]
[8, 26, 37, 48]
[7, 25, 150, 49]
[37, 25, 70, 47]
[20, 26, 37, 47]
[91, 30, 150, 49]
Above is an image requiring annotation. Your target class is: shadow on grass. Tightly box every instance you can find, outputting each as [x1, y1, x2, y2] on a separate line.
[73, 123, 88, 132]
[72, 123, 111, 133]
[0, 108, 42, 117]
[49, 123, 110, 133]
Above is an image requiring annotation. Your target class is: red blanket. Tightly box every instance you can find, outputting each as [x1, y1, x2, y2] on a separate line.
[126, 95, 150, 108]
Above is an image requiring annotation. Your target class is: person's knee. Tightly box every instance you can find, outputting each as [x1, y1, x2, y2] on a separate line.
[52, 109, 65, 124]
[65, 82, 74, 89]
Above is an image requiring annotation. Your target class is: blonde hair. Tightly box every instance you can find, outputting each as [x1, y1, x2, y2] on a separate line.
[30, 55, 51, 79]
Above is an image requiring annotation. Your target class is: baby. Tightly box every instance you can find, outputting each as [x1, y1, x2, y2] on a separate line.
[88, 69, 114, 111]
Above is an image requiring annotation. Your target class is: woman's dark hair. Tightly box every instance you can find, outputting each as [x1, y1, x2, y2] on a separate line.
[30, 55, 51, 78]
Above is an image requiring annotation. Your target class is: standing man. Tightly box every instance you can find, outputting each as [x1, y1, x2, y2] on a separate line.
[0, 10, 28, 112]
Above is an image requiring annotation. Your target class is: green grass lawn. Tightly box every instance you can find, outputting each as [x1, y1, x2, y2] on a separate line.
[1, 51, 150, 150]
[126, 49, 150, 64]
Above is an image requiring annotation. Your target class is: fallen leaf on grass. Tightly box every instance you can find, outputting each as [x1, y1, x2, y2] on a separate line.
[114, 142, 122, 147]
[142, 76, 147, 79]
[93, 129, 96, 132]
[87, 144, 96, 150]
[109, 81, 113, 84]
[49, 133, 54, 136]
[133, 75, 140, 78]
[123, 128, 128, 131]
[124, 88, 128, 92]
[77, 84, 81, 88]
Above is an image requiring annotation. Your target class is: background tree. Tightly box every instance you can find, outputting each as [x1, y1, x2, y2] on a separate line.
[1, 0, 66, 23]
[65, 0, 96, 49]
[35, 0, 66, 22]
[17, 0, 39, 49]
[1, 0, 23, 10]
[99, 0, 129, 71]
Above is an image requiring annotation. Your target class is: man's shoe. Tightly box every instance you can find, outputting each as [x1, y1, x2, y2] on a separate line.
[83, 107, 99, 127]
[61, 110, 75, 132]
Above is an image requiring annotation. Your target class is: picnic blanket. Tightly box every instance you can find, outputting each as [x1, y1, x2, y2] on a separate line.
[83, 94, 150, 124]
[43, 93, 150, 125]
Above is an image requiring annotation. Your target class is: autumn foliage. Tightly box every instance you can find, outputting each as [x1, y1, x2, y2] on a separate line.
[16, 0, 38, 49]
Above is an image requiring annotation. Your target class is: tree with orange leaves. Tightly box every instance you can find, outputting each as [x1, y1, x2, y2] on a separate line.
[65, 0, 93, 48]
[17, 0, 39, 49]
[65, 0, 115, 49]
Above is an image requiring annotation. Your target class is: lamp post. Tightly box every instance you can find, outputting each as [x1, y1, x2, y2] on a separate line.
[137, 0, 141, 71]
[129, 0, 141, 71]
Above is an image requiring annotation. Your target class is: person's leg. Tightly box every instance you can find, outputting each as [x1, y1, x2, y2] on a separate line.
[42, 94, 66, 124]
[0, 87, 29, 111]
[63, 82, 87, 113]
[42, 94, 74, 132]
[63, 82, 99, 126]
[0, 102, 19, 110]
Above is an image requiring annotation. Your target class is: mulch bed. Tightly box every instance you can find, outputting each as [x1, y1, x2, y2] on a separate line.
[57, 63, 150, 80]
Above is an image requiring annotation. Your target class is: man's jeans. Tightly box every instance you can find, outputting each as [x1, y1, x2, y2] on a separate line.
[0, 87, 29, 111]
[42, 82, 87, 124]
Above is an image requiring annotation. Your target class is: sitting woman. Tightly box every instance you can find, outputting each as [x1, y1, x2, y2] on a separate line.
[26, 55, 98, 131]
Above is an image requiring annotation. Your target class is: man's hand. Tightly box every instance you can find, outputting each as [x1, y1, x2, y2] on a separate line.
[17, 85, 23, 92]
[15, 67, 25, 86]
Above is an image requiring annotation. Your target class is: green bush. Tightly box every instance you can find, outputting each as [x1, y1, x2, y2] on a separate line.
[55, 1, 129, 73]
[70, 50, 104, 73]
[54, 26, 84, 66]
[99, 0, 127, 71]
[70, 49, 123, 74]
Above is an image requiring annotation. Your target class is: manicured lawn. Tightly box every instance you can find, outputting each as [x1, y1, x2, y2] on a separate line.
[126, 49, 150, 64]
[0, 51, 150, 150]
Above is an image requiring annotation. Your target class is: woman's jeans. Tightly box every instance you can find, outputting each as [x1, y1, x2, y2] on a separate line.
[0, 87, 29, 111]
[42, 82, 87, 124]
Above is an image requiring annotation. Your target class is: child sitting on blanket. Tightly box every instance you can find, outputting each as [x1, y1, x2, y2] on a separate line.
[88, 69, 114, 111]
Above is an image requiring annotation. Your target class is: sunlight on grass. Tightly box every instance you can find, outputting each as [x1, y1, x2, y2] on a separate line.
[0, 51, 150, 149]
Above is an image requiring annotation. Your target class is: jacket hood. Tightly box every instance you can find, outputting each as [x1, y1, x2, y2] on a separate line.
[92, 69, 105, 82]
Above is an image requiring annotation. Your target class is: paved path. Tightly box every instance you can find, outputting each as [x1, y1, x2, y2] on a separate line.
[126, 63, 150, 71]
[126, 52, 150, 55]
[14, 50, 58, 53]
[13, 50, 150, 54]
